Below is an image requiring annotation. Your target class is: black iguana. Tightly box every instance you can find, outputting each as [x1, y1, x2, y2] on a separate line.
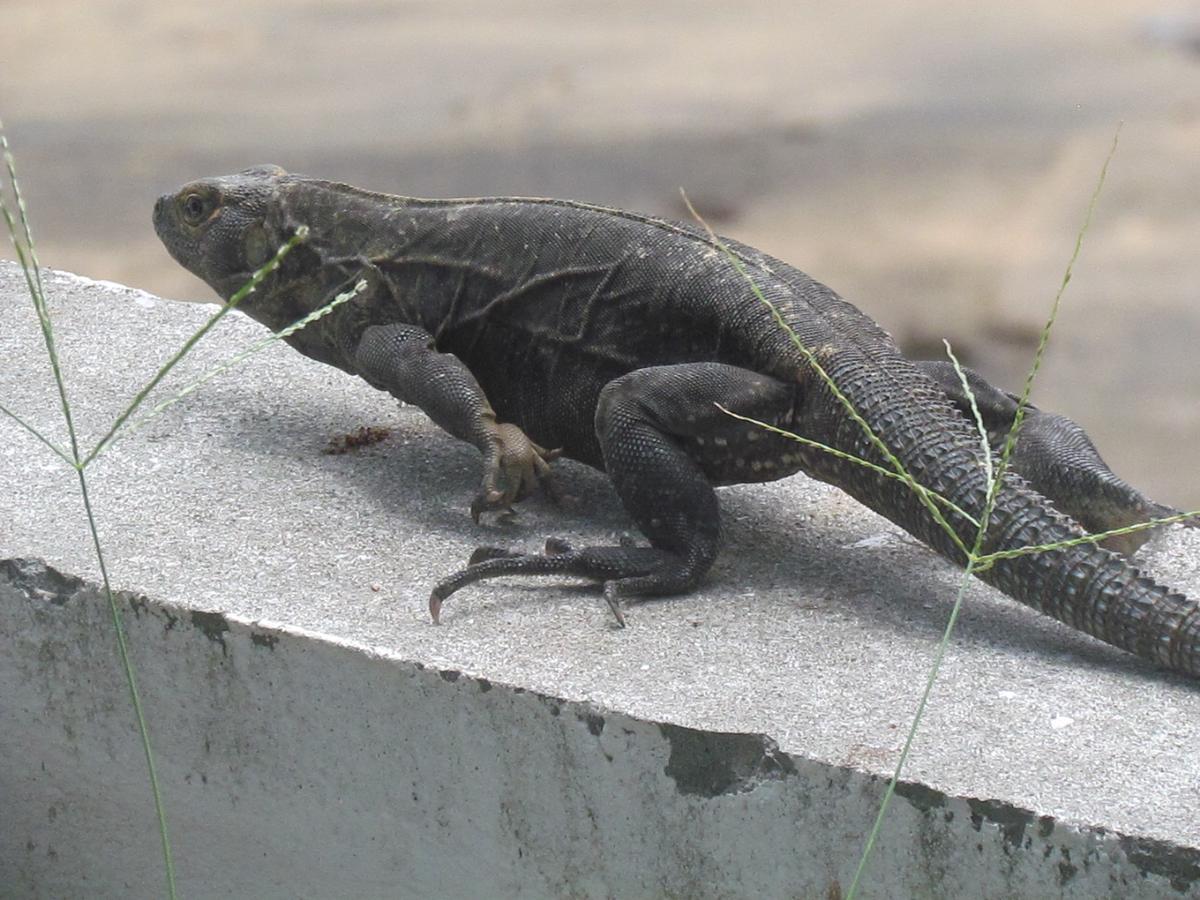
[153, 165, 1200, 677]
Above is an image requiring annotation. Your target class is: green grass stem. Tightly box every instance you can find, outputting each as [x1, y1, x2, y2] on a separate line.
[846, 130, 1121, 899]
[714, 403, 980, 528]
[1, 124, 347, 899]
[83, 226, 309, 467]
[684, 129, 1126, 898]
[0, 399, 73, 463]
[2, 119, 178, 899]
[113, 278, 367, 448]
[973, 510, 1200, 568]
[681, 191, 973, 561]
[943, 339, 994, 491]
[989, 125, 1122, 491]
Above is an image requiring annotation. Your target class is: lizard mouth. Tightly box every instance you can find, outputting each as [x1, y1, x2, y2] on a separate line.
[152, 195, 190, 272]
[152, 194, 182, 257]
[152, 192, 207, 278]
[151, 193, 168, 232]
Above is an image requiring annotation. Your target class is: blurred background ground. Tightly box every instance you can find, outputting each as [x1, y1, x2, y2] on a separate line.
[1, 0, 1197, 506]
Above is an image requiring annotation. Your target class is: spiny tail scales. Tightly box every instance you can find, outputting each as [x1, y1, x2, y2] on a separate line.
[814, 357, 1200, 677]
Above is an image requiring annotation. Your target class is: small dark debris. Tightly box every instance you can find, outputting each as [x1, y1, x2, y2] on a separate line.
[249, 631, 279, 650]
[191, 610, 230, 655]
[1058, 850, 1078, 886]
[323, 425, 392, 454]
[966, 798, 1033, 851]
[893, 779, 947, 812]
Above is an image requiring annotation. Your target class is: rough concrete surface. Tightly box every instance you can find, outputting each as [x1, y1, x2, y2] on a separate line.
[2, 264, 1200, 898]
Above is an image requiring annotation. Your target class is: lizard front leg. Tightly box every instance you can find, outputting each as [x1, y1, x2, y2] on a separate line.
[916, 360, 1191, 555]
[355, 323, 560, 520]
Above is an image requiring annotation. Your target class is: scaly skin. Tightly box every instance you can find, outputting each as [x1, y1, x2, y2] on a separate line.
[154, 166, 1199, 677]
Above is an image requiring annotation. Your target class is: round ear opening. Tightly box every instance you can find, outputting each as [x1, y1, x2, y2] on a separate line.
[243, 223, 273, 269]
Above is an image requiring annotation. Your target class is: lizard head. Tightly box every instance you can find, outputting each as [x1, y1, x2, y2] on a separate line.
[153, 165, 294, 300]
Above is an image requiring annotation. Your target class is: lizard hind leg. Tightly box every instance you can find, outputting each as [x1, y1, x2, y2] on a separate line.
[916, 360, 1192, 555]
[428, 540, 665, 624]
[429, 363, 802, 623]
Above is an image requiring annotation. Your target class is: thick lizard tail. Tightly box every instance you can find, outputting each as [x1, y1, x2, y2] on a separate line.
[974, 501, 1200, 675]
[814, 359, 1200, 678]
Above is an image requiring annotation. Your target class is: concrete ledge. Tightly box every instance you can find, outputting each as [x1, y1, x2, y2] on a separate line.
[3, 262, 1200, 898]
[5, 558, 1199, 898]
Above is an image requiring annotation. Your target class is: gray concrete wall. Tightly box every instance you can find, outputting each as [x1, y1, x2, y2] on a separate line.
[4, 558, 1197, 899]
[3, 265, 1200, 898]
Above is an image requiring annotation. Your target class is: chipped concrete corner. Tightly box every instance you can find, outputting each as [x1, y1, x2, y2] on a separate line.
[1, 558, 1195, 899]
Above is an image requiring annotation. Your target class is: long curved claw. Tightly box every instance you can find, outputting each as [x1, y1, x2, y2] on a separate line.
[470, 492, 511, 525]
[602, 582, 627, 628]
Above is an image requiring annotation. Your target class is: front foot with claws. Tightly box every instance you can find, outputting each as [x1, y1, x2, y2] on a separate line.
[470, 423, 563, 523]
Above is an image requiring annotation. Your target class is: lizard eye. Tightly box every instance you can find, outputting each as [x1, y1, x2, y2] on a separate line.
[180, 192, 212, 225]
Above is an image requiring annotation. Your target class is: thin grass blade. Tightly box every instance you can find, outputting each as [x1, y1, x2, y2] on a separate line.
[1, 124, 178, 898]
[0, 400, 73, 464]
[682, 191, 972, 559]
[990, 126, 1121, 496]
[106, 278, 367, 453]
[846, 129, 1120, 899]
[973, 510, 1200, 568]
[83, 226, 309, 467]
[715, 404, 979, 527]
